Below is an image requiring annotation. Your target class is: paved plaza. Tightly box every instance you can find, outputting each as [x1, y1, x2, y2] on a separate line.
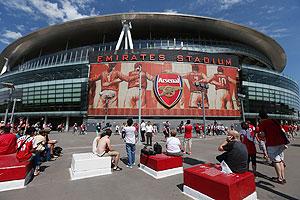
[0, 131, 299, 200]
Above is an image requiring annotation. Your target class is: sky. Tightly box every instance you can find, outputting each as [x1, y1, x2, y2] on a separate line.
[0, 0, 299, 84]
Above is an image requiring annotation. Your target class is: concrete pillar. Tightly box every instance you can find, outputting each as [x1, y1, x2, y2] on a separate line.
[65, 116, 69, 132]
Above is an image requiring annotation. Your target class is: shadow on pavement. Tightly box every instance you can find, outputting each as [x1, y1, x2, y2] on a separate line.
[183, 157, 205, 166]
[39, 165, 49, 172]
[176, 183, 184, 192]
[256, 181, 299, 200]
[290, 144, 300, 148]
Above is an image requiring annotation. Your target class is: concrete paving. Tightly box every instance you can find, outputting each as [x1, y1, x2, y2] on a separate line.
[0, 131, 299, 200]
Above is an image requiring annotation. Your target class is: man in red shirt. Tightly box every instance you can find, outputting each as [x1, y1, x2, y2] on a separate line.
[258, 111, 287, 184]
[0, 125, 17, 155]
[183, 120, 193, 155]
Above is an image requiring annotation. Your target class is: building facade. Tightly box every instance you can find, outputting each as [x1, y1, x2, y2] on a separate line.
[0, 13, 299, 129]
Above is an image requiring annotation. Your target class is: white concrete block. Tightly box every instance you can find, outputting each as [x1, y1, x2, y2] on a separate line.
[70, 153, 112, 180]
[139, 164, 183, 179]
[183, 185, 257, 200]
[0, 179, 26, 192]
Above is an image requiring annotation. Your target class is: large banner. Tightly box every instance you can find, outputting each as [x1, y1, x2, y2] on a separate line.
[88, 61, 240, 117]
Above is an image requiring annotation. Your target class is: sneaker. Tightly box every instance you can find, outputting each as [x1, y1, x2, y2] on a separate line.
[133, 162, 136, 166]
[126, 165, 133, 169]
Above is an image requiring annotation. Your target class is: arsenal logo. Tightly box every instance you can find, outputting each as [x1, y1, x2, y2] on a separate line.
[154, 73, 183, 109]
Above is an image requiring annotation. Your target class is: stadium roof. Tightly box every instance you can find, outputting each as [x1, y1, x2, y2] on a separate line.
[0, 12, 286, 72]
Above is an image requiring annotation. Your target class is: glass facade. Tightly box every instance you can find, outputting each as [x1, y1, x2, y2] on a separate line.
[240, 66, 300, 119]
[0, 64, 88, 114]
[0, 40, 299, 121]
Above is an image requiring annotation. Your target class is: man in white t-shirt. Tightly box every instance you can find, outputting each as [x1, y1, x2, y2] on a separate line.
[166, 130, 183, 156]
[123, 118, 137, 168]
[140, 120, 146, 143]
[145, 121, 154, 146]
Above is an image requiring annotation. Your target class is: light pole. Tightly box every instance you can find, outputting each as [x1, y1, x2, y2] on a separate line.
[99, 92, 115, 126]
[1, 82, 15, 124]
[138, 65, 142, 145]
[10, 98, 22, 125]
[194, 81, 209, 138]
[238, 93, 246, 122]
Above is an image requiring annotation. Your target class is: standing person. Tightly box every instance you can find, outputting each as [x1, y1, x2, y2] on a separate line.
[195, 123, 201, 138]
[240, 122, 256, 175]
[258, 111, 288, 184]
[95, 123, 101, 136]
[216, 130, 248, 174]
[178, 121, 184, 135]
[140, 120, 146, 143]
[163, 121, 171, 141]
[115, 124, 120, 135]
[145, 121, 154, 146]
[183, 120, 193, 155]
[166, 130, 183, 156]
[80, 123, 87, 135]
[123, 118, 137, 168]
[72, 123, 78, 134]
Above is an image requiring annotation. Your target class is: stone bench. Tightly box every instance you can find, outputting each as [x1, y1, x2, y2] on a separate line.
[139, 153, 183, 179]
[183, 164, 257, 200]
[0, 153, 33, 192]
[69, 153, 111, 180]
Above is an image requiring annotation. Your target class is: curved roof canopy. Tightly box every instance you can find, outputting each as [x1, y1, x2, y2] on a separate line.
[0, 12, 286, 72]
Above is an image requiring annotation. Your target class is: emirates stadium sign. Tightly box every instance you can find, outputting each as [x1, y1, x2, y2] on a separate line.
[154, 73, 183, 109]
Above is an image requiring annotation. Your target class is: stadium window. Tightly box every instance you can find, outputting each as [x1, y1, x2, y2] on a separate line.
[73, 93, 81, 97]
[64, 98, 72, 102]
[56, 98, 63, 103]
[56, 94, 63, 98]
[48, 94, 55, 98]
[41, 99, 47, 103]
[34, 100, 40, 104]
[49, 85, 55, 89]
[64, 89, 72, 93]
[73, 88, 81, 92]
[64, 93, 72, 97]
[72, 98, 80, 102]
[56, 89, 64, 93]
[48, 99, 55, 103]
[56, 85, 63, 89]
[49, 90, 55, 94]
[41, 90, 48, 94]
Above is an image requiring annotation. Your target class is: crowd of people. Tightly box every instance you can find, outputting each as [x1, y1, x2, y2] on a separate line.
[0, 118, 61, 178]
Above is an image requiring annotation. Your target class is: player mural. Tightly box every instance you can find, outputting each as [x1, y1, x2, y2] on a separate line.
[88, 61, 239, 117]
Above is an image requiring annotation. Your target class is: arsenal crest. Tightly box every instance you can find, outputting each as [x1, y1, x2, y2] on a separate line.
[154, 73, 183, 109]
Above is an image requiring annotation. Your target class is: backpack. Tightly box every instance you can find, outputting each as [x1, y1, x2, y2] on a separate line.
[153, 142, 162, 154]
[141, 146, 156, 155]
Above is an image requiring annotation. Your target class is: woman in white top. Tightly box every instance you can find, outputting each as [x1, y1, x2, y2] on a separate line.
[123, 118, 137, 168]
[166, 130, 183, 156]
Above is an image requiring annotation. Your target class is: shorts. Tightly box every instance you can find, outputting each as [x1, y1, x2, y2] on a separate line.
[102, 150, 120, 157]
[267, 145, 285, 163]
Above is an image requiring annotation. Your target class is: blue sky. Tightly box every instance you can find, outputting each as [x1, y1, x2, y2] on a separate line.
[0, 0, 299, 84]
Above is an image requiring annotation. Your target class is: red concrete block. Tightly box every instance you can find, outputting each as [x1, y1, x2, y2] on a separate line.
[0, 153, 32, 182]
[140, 153, 182, 171]
[184, 164, 256, 200]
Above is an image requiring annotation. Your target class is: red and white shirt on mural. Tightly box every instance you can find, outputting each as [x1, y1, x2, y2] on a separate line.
[16, 135, 36, 162]
[210, 74, 231, 90]
[184, 72, 206, 92]
[127, 71, 152, 89]
[99, 70, 128, 91]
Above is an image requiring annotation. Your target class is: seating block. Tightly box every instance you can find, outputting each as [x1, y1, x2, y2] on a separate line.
[139, 153, 183, 179]
[69, 153, 111, 180]
[0, 153, 33, 192]
[183, 164, 257, 200]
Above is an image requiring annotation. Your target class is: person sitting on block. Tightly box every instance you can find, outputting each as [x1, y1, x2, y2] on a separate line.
[94, 129, 122, 171]
[166, 130, 183, 156]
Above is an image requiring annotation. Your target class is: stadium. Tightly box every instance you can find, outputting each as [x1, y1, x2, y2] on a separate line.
[0, 13, 299, 130]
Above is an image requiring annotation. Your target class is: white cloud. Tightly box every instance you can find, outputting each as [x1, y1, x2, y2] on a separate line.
[163, 9, 178, 14]
[1, 0, 99, 24]
[219, 0, 242, 10]
[16, 25, 26, 31]
[2, 30, 22, 40]
[0, 30, 22, 44]
[0, 1, 33, 14]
